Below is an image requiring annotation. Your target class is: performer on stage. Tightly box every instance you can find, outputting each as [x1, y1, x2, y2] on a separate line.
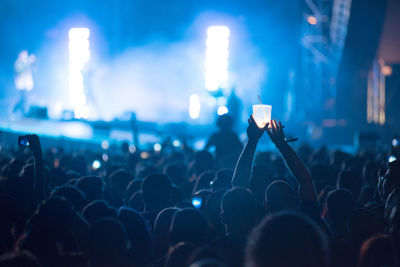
[13, 50, 35, 115]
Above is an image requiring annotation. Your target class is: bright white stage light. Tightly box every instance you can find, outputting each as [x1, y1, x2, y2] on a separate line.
[217, 105, 228, 115]
[129, 144, 136, 153]
[153, 143, 162, 152]
[92, 160, 101, 170]
[172, 139, 181, 148]
[205, 26, 230, 91]
[189, 94, 201, 119]
[68, 28, 90, 119]
[101, 140, 109, 150]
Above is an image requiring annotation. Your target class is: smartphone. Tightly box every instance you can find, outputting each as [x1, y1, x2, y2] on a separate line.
[392, 138, 399, 148]
[192, 197, 202, 209]
[388, 155, 397, 163]
[18, 136, 30, 147]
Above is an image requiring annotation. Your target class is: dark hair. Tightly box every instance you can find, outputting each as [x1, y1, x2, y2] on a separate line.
[326, 188, 355, 222]
[265, 180, 297, 213]
[170, 208, 208, 245]
[141, 173, 172, 210]
[222, 187, 258, 235]
[246, 212, 329, 267]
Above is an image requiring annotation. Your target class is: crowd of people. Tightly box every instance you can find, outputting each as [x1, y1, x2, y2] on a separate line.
[0, 114, 399, 267]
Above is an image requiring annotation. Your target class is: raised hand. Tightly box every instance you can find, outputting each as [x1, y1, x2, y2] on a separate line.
[26, 134, 42, 158]
[266, 120, 286, 147]
[247, 115, 267, 141]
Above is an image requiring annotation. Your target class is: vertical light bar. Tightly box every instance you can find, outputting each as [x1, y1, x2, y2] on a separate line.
[69, 28, 90, 119]
[205, 26, 230, 91]
[189, 94, 201, 119]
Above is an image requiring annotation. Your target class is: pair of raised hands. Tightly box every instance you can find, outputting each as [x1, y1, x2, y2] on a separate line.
[246, 116, 286, 147]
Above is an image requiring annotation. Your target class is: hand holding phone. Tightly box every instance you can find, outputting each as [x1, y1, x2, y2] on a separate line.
[18, 134, 42, 157]
[18, 136, 30, 147]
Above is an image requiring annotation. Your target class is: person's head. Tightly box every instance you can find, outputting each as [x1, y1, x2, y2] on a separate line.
[124, 179, 142, 204]
[357, 234, 396, 267]
[337, 170, 362, 199]
[211, 169, 233, 191]
[378, 160, 400, 201]
[170, 208, 208, 246]
[194, 171, 215, 193]
[164, 163, 187, 186]
[265, 181, 297, 213]
[76, 176, 103, 203]
[109, 170, 134, 206]
[109, 170, 134, 195]
[82, 200, 116, 223]
[85, 218, 129, 267]
[249, 164, 275, 203]
[141, 173, 172, 212]
[326, 188, 355, 223]
[127, 191, 144, 212]
[221, 187, 258, 236]
[117, 207, 152, 266]
[192, 151, 214, 176]
[154, 208, 180, 259]
[362, 161, 380, 187]
[246, 212, 329, 267]
[165, 242, 196, 267]
[216, 114, 234, 131]
[27, 197, 76, 242]
[51, 185, 87, 212]
[310, 164, 336, 192]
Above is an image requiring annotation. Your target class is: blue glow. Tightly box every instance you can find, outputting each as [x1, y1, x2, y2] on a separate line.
[153, 143, 162, 152]
[192, 197, 202, 208]
[92, 160, 101, 170]
[172, 139, 181, 147]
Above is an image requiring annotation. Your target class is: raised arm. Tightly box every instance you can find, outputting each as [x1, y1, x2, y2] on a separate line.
[232, 116, 266, 187]
[27, 134, 46, 202]
[266, 120, 317, 204]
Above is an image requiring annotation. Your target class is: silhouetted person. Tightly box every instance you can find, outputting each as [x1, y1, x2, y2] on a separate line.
[82, 200, 116, 223]
[165, 242, 196, 267]
[169, 208, 208, 246]
[265, 180, 297, 213]
[107, 170, 133, 207]
[154, 207, 179, 261]
[246, 212, 329, 267]
[76, 176, 103, 203]
[205, 114, 242, 164]
[210, 187, 258, 267]
[141, 173, 172, 227]
[357, 234, 396, 267]
[117, 207, 152, 267]
[338, 170, 362, 199]
[378, 160, 400, 201]
[84, 218, 130, 267]
[325, 188, 355, 239]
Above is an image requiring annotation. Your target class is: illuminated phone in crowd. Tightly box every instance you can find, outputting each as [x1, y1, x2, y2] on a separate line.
[18, 136, 29, 147]
[192, 197, 202, 209]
